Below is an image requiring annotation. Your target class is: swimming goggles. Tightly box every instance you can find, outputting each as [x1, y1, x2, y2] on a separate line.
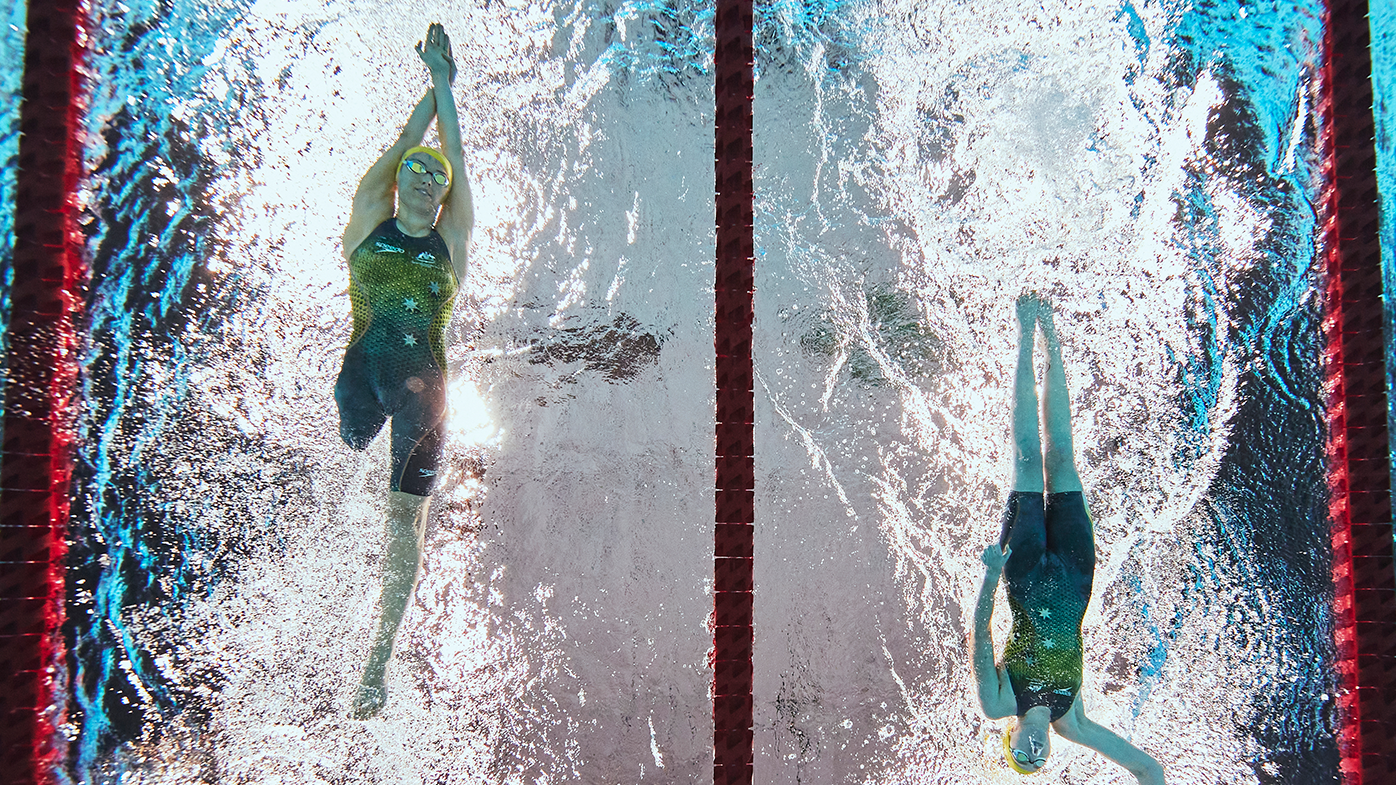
[1011, 748, 1046, 770]
[402, 159, 449, 187]
[1003, 728, 1046, 774]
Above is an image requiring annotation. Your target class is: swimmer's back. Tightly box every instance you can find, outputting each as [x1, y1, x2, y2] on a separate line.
[1002, 555, 1087, 720]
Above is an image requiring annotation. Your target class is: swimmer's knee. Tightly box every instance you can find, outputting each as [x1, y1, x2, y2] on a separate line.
[1043, 448, 1077, 478]
[1012, 448, 1044, 491]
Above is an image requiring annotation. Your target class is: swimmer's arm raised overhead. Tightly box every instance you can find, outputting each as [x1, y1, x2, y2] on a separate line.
[973, 544, 1017, 719]
[342, 87, 439, 260]
[419, 25, 473, 282]
[1053, 695, 1165, 785]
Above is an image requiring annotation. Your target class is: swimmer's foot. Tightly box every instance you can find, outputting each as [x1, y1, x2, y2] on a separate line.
[1016, 293, 1039, 328]
[350, 682, 386, 719]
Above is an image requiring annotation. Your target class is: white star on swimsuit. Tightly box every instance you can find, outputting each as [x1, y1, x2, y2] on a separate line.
[1037, 608, 1051, 619]
[1041, 638, 1055, 649]
[403, 297, 419, 312]
[429, 281, 441, 295]
[403, 333, 417, 347]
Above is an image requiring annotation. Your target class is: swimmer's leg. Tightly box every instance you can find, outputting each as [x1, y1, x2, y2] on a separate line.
[1038, 302, 1083, 494]
[353, 489, 430, 719]
[1001, 295, 1047, 575]
[1037, 301, 1093, 592]
[1045, 491, 1094, 597]
[1012, 295, 1044, 494]
[335, 348, 387, 450]
[351, 382, 444, 719]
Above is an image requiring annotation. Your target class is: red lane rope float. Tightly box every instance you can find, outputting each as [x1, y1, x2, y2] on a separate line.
[713, 0, 754, 783]
[1, 2, 86, 784]
[1321, 1, 1396, 782]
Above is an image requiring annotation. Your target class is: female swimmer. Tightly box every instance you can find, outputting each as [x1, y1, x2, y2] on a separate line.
[335, 22, 472, 719]
[972, 295, 1164, 783]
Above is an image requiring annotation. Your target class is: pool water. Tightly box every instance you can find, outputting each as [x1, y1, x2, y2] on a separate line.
[0, 0, 1356, 782]
[68, 0, 715, 781]
[752, 1, 1335, 782]
[1371, 0, 1396, 492]
[0, 0, 28, 417]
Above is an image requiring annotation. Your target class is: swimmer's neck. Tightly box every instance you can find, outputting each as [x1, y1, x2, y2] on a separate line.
[394, 212, 436, 238]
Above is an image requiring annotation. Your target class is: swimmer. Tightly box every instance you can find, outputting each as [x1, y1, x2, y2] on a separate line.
[972, 295, 1164, 783]
[335, 22, 472, 719]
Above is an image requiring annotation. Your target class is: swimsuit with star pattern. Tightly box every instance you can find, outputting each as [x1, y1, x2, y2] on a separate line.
[334, 219, 458, 496]
[997, 491, 1093, 721]
[345, 219, 458, 375]
[1001, 557, 1088, 720]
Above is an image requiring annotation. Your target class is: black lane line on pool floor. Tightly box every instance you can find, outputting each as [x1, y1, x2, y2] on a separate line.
[714, 0, 755, 782]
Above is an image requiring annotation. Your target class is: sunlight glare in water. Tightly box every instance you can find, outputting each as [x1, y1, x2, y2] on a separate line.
[446, 377, 497, 445]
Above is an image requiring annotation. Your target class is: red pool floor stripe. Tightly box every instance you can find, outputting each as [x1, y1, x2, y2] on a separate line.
[713, 0, 754, 782]
[1322, 2, 1396, 783]
[0, 2, 86, 783]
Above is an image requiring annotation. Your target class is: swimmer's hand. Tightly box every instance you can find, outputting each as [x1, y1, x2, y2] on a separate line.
[1134, 763, 1166, 785]
[981, 543, 1011, 572]
[417, 22, 457, 84]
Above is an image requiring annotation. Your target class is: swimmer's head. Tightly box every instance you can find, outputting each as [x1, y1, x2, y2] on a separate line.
[1003, 713, 1050, 774]
[398, 146, 452, 200]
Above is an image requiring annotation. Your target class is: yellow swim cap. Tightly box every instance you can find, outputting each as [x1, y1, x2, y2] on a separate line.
[400, 146, 453, 192]
[1003, 726, 1038, 775]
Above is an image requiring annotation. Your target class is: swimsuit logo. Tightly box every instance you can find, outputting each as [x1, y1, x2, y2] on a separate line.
[374, 241, 405, 254]
[411, 251, 439, 267]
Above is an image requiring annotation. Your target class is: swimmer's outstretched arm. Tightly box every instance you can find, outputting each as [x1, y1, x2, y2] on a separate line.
[1053, 696, 1165, 784]
[973, 544, 1017, 719]
[419, 24, 473, 282]
[342, 87, 440, 260]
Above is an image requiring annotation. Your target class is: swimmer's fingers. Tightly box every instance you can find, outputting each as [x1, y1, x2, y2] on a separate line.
[410, 26, 453, 84]
[418, 23, 439, 56]
[981, 543, 1011, 568]
[441, 30, 457, 83]
[417, 33, 453, 78]
[415, 39, 436, 72]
